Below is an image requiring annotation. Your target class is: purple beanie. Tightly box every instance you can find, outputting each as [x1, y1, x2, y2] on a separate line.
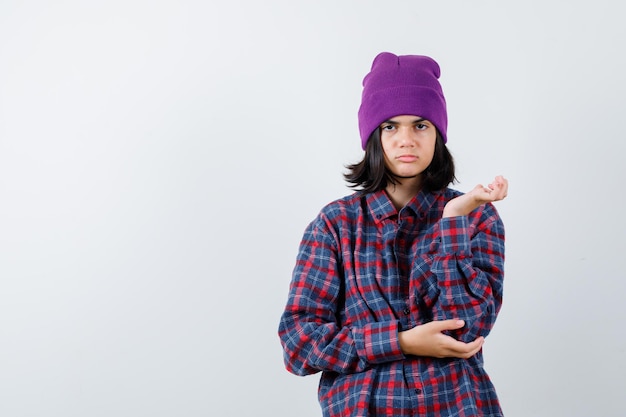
[358, 52, 448, 149]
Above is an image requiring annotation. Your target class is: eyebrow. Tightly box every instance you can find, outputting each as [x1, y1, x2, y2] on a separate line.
[382, 117, 427, 125]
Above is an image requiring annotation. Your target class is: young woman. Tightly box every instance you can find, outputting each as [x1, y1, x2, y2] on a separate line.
[278, 52, 508, 416]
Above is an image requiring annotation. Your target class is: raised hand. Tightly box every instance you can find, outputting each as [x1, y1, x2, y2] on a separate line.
[443, 175, 508, 218]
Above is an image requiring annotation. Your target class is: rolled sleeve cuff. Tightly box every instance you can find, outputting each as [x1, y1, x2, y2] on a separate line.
[356, 321, 405, 365]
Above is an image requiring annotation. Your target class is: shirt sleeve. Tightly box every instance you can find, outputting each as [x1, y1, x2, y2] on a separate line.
[278, 213, 405, 376]
[429, 204, 505, 342]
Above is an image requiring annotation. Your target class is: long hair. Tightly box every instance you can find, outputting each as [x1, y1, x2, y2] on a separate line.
[344, 128, 456, 193]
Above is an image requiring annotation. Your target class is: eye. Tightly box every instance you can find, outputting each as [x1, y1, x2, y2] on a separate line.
[415, 123, 428, 130]
[381, 124, 395, 131]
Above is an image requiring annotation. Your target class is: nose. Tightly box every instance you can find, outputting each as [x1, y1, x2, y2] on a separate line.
[397, 126, 415, 147]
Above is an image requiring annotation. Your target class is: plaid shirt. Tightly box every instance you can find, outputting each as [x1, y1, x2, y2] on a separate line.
[278, 188, 505, 416]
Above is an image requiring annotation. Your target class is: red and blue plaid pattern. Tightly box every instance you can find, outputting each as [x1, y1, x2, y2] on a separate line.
[278, 188, 505, 416]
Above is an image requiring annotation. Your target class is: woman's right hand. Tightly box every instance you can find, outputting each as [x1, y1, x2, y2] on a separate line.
[398, 319, 484, 359]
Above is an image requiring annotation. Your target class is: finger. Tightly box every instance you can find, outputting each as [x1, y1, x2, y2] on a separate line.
[488, 177, 508, 201]
[489, 176, 505, 186]
[447, 337, 484, 358]
[429, 319, 466, 332]
[494, 181, 508, 200]
[466, 336, 484, 352]
[499, 178, 509, 196]
[463, 337, 485, 358]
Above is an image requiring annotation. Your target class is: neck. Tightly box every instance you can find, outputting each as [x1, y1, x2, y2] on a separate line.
[385, 176, 422, 211]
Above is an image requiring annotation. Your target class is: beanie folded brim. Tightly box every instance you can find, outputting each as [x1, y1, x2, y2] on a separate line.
[358, 85, 448, 149]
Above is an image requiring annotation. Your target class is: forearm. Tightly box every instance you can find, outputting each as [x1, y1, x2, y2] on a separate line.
[430, 213, 505, 342]
[279, 309, 404, 375]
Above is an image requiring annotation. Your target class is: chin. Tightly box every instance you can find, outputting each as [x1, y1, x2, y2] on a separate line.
[396, 171, 421, 178]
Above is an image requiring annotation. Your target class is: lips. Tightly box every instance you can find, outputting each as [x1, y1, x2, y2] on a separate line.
[396, 155, 418, 162]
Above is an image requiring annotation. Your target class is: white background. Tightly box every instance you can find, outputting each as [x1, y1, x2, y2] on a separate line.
[1, 1, 625, 416]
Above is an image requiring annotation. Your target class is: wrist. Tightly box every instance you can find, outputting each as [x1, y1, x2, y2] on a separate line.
[443, 195, 479, 218]
[442, 206, 462, 218]
[443, 202, 468, 218]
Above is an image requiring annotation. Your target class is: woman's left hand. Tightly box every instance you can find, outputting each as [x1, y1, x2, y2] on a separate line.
[443, 175, 508, 218]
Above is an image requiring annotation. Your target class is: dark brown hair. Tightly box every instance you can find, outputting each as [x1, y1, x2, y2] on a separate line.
[344, 128, 456, 193]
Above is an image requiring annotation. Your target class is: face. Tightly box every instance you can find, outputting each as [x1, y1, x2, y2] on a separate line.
[380, 115, 437, 182]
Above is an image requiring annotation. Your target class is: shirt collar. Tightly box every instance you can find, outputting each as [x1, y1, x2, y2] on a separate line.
[366, 189, 441, 223]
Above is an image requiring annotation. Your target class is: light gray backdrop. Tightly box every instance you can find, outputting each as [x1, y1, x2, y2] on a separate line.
[1, 1, 624, 416]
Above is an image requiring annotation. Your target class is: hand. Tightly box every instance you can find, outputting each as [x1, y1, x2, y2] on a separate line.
[398, 319, 484, 359]
[443, 175, 509, 218]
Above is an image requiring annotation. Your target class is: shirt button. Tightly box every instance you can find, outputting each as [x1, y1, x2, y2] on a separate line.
[415, 388, 422, 395]
[403, 308, 410, 315]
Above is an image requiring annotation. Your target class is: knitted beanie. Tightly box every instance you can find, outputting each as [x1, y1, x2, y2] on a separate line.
[358, 52, 448, 149]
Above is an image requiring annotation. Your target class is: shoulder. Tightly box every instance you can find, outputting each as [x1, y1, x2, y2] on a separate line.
[311, 192, 365, 229]
[300, 192, 365, 246]
[319, 192, 363, 215]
